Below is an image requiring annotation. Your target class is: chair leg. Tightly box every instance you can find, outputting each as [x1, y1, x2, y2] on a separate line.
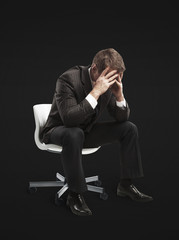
[57, 183, 68, 198]
[85, 175, 99, 183]
[29, 172, 65, 189]
[29, 172, 108, 200]
[56, 172, 65, 182]
[29, 180, 64, 188]
[85, 175, 103, 193]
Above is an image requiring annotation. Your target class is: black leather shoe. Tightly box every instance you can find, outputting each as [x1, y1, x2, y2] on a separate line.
[117, 183, 153, 202]
[66, 192, 92, 216]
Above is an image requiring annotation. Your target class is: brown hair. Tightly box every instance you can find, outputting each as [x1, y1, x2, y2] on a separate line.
[92, 48, 126, 73]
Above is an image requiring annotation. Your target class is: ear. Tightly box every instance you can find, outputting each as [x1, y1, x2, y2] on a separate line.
[91, 63, 98, 73]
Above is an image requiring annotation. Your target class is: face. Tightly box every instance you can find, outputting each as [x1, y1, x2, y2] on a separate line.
[90, 64, 123, 82]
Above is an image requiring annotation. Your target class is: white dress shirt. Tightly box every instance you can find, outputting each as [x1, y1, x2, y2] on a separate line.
[85, 68, 126, 109]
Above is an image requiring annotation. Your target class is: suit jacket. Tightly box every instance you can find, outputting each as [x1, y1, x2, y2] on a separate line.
[40, 65, 130, 143]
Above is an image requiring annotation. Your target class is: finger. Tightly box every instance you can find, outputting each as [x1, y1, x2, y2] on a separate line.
[115, 80, 122, 86]
[118, 75, 122, 82]
[108, 79, 116, 86]
[108, 73, 119, 82]
[106, 69, 118, 78]
[100, 67, 110, 77]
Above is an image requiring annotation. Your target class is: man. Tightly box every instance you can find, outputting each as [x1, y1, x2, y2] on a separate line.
[41, 48, 153, 216]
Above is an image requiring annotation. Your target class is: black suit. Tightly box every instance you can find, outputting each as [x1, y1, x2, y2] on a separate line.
[41, 65, 144, 193]
[41, 65, 130, 143]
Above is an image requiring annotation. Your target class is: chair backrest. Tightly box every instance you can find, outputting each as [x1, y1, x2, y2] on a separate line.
[33, 104, 52, 150]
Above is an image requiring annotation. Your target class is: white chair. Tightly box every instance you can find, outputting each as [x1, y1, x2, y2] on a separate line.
[29, 104, 108, 205]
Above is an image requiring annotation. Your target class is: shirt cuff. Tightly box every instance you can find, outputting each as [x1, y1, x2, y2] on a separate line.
[85, 93, 98, 109]
[116, 98, 126, 108]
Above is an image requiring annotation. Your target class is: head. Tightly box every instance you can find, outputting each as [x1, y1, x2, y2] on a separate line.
[90, 48, 126, 81]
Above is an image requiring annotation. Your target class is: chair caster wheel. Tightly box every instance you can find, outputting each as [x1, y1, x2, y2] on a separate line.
[28, 187, 37, 194]
[100, 192, 108, 200]
[94, 180, 102, 187]
[55, 194, 65, 206]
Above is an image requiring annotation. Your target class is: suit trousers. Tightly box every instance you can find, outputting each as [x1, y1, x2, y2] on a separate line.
[49, 120, 144, 193]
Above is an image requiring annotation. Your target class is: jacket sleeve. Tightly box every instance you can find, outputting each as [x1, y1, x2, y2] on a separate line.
[107, 93, 130, 122]
[55, 77, 95, 127]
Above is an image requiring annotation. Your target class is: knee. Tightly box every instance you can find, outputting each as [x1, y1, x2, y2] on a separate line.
[125, 121, 138, 136]
[63, 127, 85, 145]
[119, 121, 139, 137]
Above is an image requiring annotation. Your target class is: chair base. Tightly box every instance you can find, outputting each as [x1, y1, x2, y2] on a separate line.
[29, 172, 108, 201]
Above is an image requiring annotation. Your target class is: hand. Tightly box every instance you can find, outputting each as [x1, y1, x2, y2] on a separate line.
[91, 67, 119, 99]
[110, 73, 124, 101]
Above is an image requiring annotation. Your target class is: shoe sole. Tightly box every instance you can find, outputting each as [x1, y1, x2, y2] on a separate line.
[117, 191, 153, 202]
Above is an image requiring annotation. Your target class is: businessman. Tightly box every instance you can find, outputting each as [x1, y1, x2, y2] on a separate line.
[41, 48, 153, 216]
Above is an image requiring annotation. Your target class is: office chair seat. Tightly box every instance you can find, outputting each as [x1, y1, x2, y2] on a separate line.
[29, 104, 108, 205]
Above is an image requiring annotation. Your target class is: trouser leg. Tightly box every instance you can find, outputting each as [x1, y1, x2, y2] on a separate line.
[49, 126, 87, 193]
[49, 120, 144, 193]
[83, 120, 144, 179]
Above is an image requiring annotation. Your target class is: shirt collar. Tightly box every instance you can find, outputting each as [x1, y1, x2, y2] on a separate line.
[88, 67, 95, 87]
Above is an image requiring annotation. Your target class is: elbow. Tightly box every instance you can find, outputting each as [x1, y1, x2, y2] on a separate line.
[116, 109, 130, 122]
[118, 116, 129, 123]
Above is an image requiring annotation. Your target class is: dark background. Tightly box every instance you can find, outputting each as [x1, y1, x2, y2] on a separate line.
[1, 1, 179, 239]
